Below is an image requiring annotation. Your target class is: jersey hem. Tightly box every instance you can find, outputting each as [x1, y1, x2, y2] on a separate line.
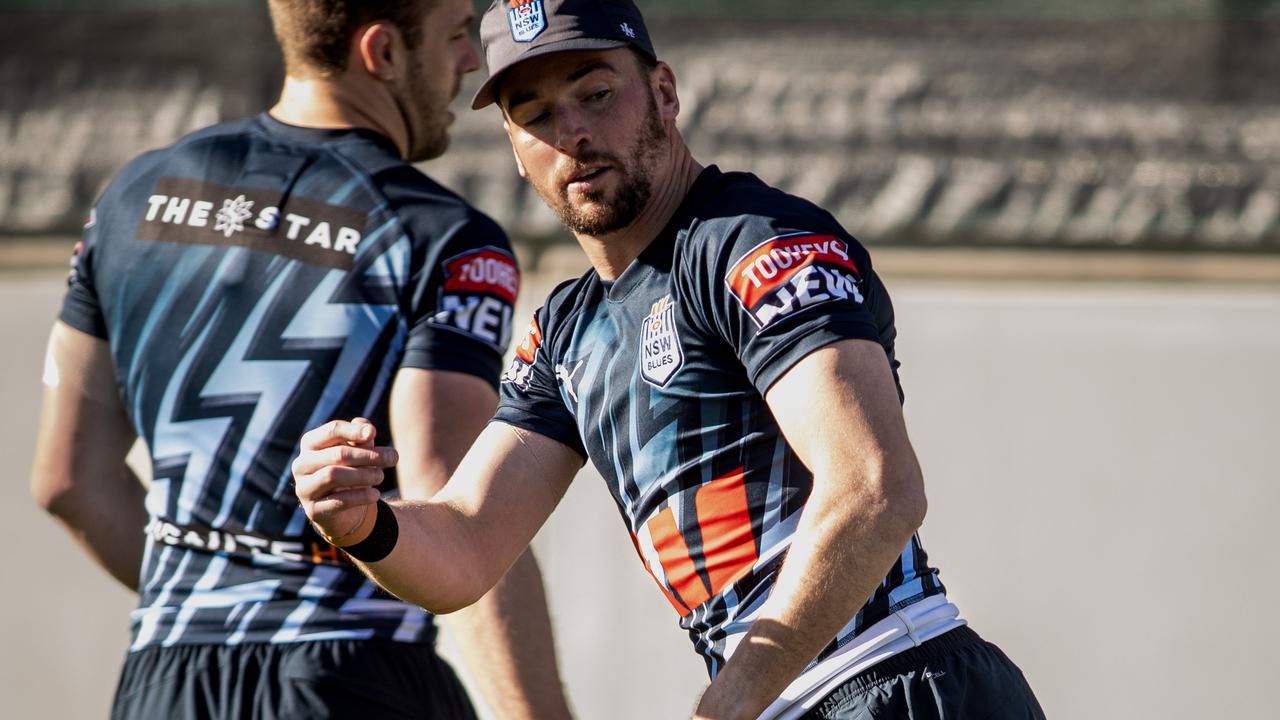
[758, 595, 964, 720]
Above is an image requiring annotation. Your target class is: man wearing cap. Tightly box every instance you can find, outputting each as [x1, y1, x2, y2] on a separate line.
[293, 1, 1046, 718]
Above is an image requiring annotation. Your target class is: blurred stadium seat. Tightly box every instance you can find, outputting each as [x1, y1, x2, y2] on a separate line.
[1, 1, 1277, 250]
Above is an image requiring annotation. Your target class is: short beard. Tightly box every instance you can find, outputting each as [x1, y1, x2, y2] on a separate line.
[552, 95, 667, 236]
[400, 57, 452, 163]
[407, 121, 449, 163]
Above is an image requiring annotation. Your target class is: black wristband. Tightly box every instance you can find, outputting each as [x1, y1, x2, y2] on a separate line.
[341, 500, 400, 563]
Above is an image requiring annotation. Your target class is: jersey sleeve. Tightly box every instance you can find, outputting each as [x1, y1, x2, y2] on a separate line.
[58, 206, 109, 339]
[686, 215, 885, 395]
[401, 210, 520, 390]
[492, 304, 587, 459]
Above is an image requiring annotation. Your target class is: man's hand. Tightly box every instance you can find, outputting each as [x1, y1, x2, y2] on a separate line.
[291, 417, 399, 547]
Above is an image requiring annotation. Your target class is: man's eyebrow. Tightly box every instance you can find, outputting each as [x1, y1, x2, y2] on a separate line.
[505, 60, 620, 113]
[505, 89, 538, 113]
[567, 59, 617, 82]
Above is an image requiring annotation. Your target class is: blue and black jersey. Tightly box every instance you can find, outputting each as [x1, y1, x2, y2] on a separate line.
[60, 114, 520, 650]
[495, 166, 946, 677]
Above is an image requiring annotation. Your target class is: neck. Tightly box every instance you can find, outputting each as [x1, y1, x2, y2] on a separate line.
[269, 74, 408, 159]
[578, 139, 703, 281]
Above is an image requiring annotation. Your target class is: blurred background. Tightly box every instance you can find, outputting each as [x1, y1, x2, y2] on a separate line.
[2, 0, 1278, 718]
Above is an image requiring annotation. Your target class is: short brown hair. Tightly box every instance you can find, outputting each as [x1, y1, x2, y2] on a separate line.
[268, 0, 437, 77]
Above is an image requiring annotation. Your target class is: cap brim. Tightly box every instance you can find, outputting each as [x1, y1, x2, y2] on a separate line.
[471, 38, 631, 110]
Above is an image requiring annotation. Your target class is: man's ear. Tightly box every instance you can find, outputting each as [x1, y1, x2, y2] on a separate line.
[355, 22, 399, 81]
[653, 61, 680, 123]
[503, 118, 529, 179]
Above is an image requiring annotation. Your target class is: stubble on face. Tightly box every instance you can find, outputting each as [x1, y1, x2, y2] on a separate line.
[399, 53, 457, 162]
[543, 91, 668, 236]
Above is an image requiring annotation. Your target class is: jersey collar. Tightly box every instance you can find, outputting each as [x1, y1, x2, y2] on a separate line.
[605, 164, 726, 303]
[254, 113, 403, 158]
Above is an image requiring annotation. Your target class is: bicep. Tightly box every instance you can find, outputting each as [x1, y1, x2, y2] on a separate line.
[388, 367, 498, 500]
[764, 339, 917, 484]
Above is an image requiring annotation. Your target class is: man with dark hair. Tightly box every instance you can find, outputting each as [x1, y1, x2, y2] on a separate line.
[294, 1, 1046, 718]
[30, 1, 572, 718]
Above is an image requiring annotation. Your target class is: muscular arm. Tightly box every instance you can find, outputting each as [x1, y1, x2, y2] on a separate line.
[385, 369, 573, 719]
[694, 339, 928, 720]
[295, 418, 579, 610]
[30, 321, 147, 592]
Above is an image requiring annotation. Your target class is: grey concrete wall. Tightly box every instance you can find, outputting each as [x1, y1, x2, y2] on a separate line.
[3, 262, 1277, 719]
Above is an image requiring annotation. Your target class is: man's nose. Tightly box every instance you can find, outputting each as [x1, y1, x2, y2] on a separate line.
[460, 37, 482, 76]
[554, 106, 591, 153]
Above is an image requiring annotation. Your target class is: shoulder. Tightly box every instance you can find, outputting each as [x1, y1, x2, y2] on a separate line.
[545, 273, 595, 317]
[357, 160, 509, 248]
[524, 272, 597, 349]
[169, 117, 260, 150]
[88, 121, 243, 224]
[671, 170, 881, 329]
[683, 170, 852, 260]
[96, 118, 265, 204]
[501, 272, 596, 391]
[674, 171, 874, 306]
[537, 272, 595, 330]
[140, 117, 264, 172]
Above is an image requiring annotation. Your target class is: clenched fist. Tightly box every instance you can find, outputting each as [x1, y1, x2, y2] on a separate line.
[292, 417, 399, 546]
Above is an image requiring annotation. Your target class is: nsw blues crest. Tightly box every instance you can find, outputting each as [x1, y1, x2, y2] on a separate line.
[507, 0, 546, 43]
[639, 295, 684, 388]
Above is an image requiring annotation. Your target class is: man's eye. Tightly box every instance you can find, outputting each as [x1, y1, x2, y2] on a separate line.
[524, 111, 551, 125]
[589, 89, 612, 102]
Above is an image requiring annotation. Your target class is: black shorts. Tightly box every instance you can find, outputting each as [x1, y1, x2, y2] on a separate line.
[111, 640, 477, 720]
[803, 626, 1045, 719]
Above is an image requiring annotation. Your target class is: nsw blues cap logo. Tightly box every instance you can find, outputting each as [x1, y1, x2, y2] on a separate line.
[507, 0, 547, 43]
[475, 0, 657, 108]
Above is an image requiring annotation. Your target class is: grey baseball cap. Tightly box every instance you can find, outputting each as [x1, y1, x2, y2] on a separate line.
[471, 0, 657, 110]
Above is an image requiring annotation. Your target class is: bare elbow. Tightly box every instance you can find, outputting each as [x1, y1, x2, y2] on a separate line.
[887, 458, 927, 537]
[423, 599, 474, 616]
[898, 477, 927, 536]
[30, 471, 77, 519]
[404, 581, 487, 617]
[860, 454, 926, 541]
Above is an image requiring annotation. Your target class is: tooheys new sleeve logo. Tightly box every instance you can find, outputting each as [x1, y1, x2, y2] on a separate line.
[442, 248, 519, 304]
[725, 233, 865, 328]
[431, 247, 520, 350]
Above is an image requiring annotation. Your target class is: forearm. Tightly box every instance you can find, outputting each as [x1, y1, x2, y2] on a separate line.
[298, 420, 576, 620]
[695, 477, 922, 720]
[346, 498, 504, 613]
[441, 549, 573, 720]
[36, 464, 147, 592]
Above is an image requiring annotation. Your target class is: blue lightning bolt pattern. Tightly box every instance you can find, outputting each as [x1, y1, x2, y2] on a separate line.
[278, 219, 412, 534]
[151, 306, 235, 525]
[148, 249, 270, 525]
[201, 263, 313, 528]
[126, 246, 219, 429]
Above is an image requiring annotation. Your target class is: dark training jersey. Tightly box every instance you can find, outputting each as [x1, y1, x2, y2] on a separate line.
[60, 114, 519, 650]
[495, 166, 946, 677]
